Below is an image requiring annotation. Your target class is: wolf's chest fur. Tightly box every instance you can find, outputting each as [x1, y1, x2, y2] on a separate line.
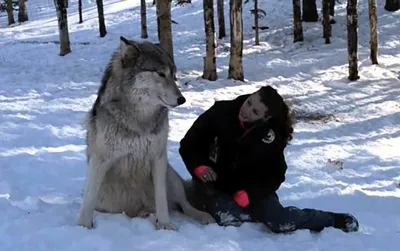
[104, 109, 169, 178]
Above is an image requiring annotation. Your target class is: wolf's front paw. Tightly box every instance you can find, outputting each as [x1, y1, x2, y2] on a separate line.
[155, 219, 177, 231]
[77, 213, 94, 229]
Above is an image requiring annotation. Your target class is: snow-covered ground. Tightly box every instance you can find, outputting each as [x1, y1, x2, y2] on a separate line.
[0, 0, 399, 249]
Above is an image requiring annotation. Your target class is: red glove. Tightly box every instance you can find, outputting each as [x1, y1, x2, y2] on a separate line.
[194, 165, 217, 182]
[194, 165, 209, 178]
[234, 190, 249, 208]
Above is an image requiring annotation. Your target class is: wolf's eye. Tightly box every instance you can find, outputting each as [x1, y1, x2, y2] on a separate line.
[158, 72, 166, 78]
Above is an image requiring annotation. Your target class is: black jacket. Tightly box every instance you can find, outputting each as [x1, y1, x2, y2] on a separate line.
[179, 94, 288, 202]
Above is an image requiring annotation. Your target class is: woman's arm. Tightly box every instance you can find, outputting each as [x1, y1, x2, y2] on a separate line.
[179, 103, 220, 179]
[230, 125, 288, 205]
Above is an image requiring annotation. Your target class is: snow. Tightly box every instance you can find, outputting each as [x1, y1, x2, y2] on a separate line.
[0, 0, 399, 249]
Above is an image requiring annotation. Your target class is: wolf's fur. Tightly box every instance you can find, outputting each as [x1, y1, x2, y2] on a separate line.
[77, 37, 215, 230]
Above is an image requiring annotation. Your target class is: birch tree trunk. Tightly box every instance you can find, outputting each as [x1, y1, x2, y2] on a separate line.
[156, 0, 174, 61]
[293, 0, 303, 42]
[54, 0, 71, 56]
[347, 0, 360, 80]
[141, 0, 148, 38]
[228, 0, 244, 81]
[78, 0, 83, 23]
[96, 0, 107, 37]
[202, 0, 217, 80]
[18, 0, 28, 22]
[368, 0, 378, 64]
[6, 0, 15, 25]
[322, 0, 331, 44]
[254, 0, 259, 45]
[217, 0, 226, 39]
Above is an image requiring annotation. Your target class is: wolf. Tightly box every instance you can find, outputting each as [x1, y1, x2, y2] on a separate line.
[77, 37, 215, 230]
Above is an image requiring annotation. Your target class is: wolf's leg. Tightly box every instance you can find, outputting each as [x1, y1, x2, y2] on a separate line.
[77, 157, 110, 228]
[152, 154, 177, 231]
[167, 165, 215, 225]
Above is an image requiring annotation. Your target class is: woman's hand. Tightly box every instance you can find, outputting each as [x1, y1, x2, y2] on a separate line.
[194, 165, 217, 182]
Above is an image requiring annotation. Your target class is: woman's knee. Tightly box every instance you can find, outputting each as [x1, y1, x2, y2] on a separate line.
[251, 200, 296, 233]
[264, 219, 296, 233]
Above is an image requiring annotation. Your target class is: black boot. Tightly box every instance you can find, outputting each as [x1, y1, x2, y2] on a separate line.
[332, 213, 359, 232]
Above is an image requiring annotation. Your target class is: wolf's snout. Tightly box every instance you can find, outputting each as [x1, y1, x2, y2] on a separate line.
[177, 96, 186, 106]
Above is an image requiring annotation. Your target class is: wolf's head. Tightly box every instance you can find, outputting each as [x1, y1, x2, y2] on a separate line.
[110, 37, 186, 109]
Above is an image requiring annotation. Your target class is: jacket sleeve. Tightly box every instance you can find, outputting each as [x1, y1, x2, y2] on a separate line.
[229, 125, 288, 201]
[244, 153, 287, 201]
[179, 102, 219, 179]
[227, 152, 287, 200]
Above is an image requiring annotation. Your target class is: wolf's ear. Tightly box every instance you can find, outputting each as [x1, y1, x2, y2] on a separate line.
[119, 36, 140, 68]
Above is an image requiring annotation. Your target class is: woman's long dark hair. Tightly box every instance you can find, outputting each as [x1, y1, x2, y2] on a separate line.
[279, 100, 294, 147]
[259, 86, 294, 147]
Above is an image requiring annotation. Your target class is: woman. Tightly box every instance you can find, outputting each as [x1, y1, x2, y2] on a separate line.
[179, 85, 359, 233]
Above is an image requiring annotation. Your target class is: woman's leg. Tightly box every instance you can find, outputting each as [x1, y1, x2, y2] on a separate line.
[189, 180, 251, 227]
[249, 193, 359, 233]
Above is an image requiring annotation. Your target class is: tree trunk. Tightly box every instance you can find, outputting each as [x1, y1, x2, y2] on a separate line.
[384, 0, 400, 11]
[156, 5, 160, 39]
[347, 0, 359, 81]
[6, 0, 15, 25]
[254, 0, 259, 45]
[156, 0, 174, 61]
[292, 0, 303, 42]
[302, 0, 318, 22]
[18, 0, 28, 22]
[78, 0, 83, 23]
[202, 0, 217, 81]
[96, 0, 107, 37]
[141, 0, 148, 38]
[228, 0, 244, 81]
[368, 0, 378, 64]
[322, 0, 331, 44]
[217, 0, 226, 39]
[54, 0, 71, 56]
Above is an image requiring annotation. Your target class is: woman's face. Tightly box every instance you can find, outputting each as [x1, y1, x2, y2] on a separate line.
[239, 92, 268, 123]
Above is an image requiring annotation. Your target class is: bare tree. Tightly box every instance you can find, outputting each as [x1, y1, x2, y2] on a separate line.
[347, 0, 359, 80]
[253, 0, 259, 45]
[384, 0, 400, 11]
[6, 0, 15, 25]
[228, 0, 244, 81]
[368, 0, 378, 64]
[293, 0, 303, 42]
[322, 0, 331, 44]
[96, 0, 106, 37]
[78, 0, 83, 23]
[18, 0, 28, 22]
[217, 0, 226, 39]
[141, 0, 148, 38]
[156, 0, 174, 61]
[202, 0, 217, 80]
[54, 0, 71, 56]
[302, 0, 318, 22]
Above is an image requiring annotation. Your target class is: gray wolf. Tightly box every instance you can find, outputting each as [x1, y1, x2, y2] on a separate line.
[77, 37, 215, 230]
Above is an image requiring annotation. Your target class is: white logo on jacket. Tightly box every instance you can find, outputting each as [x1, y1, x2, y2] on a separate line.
[262, 129, 275, 144]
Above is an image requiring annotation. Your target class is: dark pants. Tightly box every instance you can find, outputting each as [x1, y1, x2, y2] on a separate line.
[193, 182, 335, 233]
